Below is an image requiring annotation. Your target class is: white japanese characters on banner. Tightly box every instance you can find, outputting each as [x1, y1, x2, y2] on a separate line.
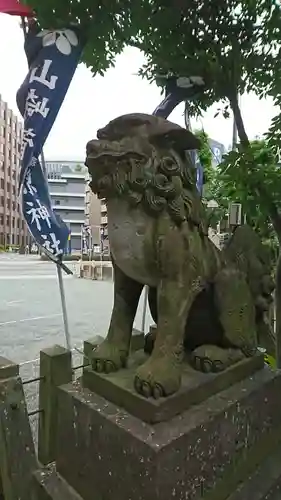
[17, 26, 86, 259]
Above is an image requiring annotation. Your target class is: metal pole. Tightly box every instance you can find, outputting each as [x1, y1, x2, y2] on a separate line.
[100, 226, 103, 281]
[40, 151, 72, 350]
[57, 262, 71, 351]
[141, 286, 148, 334]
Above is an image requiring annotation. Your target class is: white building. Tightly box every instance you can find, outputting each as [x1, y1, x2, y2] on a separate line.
[45, 160, 87, 253]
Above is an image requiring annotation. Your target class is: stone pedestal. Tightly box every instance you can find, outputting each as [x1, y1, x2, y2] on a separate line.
[53, 351, 281, 500]
[82, 350, 263, 424]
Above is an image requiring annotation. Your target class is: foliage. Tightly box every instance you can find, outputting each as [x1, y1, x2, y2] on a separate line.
[194, 129, 212, 180]
[264, 352, 276, 368]
[24, 0, 138, 75]
[209, 139, 281, 246]
[24, 1, 281, 107]
[133, 0, 281, 118]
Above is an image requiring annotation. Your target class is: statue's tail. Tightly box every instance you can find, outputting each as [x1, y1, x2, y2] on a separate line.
[223, 225, 275, 355]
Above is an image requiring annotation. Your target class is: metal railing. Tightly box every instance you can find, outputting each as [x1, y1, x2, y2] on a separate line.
[21, 356, 90, 419]
[15, 339, 96, 466]
[3, 331, 143, 468]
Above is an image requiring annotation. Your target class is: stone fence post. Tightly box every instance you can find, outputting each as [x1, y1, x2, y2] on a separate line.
[0, 356, 37, 500]
[38, 345, 72, 466]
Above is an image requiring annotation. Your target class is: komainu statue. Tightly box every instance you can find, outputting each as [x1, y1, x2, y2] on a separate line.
[85, 113, 274, 399]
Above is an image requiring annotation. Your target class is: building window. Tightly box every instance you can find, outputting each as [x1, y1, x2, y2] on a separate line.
[0, 179, 4, 189]
[0, 214, 3, 225]
[54, 200, 61, 205]
[6, 215, 10, 226]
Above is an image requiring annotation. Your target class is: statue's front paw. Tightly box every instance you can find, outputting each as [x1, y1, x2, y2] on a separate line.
[191, 345, 245, 373]
[134, 356, 182, 399]
[91, 340, 128, 374]
[241, 344, 257, 358]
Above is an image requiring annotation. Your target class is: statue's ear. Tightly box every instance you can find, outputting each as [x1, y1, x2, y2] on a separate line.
[150, 129, 201, 152]
[97, 115, 152, 141]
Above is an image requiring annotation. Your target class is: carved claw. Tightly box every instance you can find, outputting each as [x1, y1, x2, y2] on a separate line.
[91, 340, 128, 374]
[192, 355, 225, 373]
[241, 345, 257, 358]
[134, 356, 182, 399]
[134, 377, 165, 399]
[191, 345, 245, 373]
[92, 359, 117, 374]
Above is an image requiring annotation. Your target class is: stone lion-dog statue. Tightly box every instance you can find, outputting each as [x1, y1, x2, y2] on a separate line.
[85, 113, 272, 399]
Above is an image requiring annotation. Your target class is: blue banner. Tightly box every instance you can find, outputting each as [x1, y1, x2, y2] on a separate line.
[16, 25, 86, 260]
[153, 76, 205, 195]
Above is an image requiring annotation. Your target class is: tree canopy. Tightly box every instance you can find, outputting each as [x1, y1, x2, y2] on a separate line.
[25, 1, 281, 107]
[24, 0, 137, 75]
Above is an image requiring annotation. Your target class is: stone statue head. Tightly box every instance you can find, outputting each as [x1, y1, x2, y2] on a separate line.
[85, 113, 206, 230]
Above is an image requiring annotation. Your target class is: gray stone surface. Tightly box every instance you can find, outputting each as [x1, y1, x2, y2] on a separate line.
[33, 463, 83, 500]
[56, 366, 281, 500]
[226, 443, 281, 500]
[83, 350, 264, 423]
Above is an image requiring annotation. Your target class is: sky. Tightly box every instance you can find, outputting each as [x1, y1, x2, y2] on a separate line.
[0, 14, 279, 161]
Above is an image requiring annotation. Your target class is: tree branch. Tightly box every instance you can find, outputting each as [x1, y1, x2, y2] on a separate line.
[229, 92, 250, 147]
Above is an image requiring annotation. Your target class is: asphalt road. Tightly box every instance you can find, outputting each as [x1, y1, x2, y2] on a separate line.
[0, 253, 152, 438]
[0, 253, 151, 364]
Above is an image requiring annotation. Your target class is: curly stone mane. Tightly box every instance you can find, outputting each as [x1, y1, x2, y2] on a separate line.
[87, 113, 207, 233]
[90, 148, 208, 234]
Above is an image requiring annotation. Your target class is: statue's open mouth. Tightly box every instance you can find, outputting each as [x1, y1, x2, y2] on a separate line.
[85, 141, 149, 199]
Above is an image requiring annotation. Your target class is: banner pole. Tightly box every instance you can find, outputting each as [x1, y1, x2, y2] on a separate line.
[141, 286, 148, 334]
[40, 149, 72, 351]
[57, 260, 71, 351]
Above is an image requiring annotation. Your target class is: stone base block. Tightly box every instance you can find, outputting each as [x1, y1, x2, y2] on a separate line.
[226, 443, 281, 500]
[56, 366, 281, 500]
[83, 350, 264, 423]
[32, 464, 83, 500]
